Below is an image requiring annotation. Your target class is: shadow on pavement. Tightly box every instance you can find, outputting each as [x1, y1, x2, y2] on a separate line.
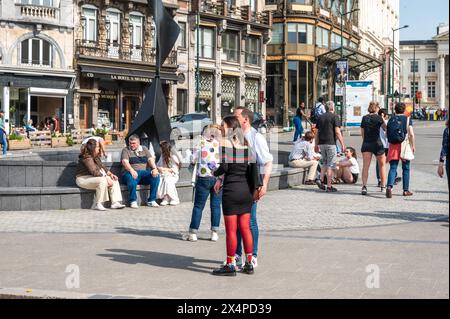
[98, 249, 221, 274]
[341, 211, 449, 223]
[404, 199, 449, 204]
[115, 227, 182, 240]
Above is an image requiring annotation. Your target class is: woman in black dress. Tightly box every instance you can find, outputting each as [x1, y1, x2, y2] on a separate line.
[212, 116, 262, 276]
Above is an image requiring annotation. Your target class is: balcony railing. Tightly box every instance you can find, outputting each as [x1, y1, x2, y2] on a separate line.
[76, 40, 177, 66]
[16, 3, 59, 21]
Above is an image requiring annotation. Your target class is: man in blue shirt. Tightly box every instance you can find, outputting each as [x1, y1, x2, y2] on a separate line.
[0, 110, 8, 156]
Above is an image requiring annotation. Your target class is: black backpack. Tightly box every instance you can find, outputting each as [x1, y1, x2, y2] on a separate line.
[387, 116, 407, 144]
[310, 105, 318, 124]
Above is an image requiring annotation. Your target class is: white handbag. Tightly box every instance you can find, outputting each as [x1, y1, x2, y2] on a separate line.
[400, 118, 414, 161]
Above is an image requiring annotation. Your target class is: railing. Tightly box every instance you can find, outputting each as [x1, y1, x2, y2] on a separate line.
[76, 40, 177, 66]
[16, 3, 58, 21]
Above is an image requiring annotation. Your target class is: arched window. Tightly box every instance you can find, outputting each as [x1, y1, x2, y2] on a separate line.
[129, 12, 144, 49]
[106, 8, 121, 45]
[82, 5, 98, 43]
[21, 38, 52, 67]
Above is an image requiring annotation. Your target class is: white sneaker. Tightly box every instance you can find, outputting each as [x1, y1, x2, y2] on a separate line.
[251, 256, 258, 268]
[93, 203, 106, 211]
[148, 201, 159, 207]
[130, 201, 139, 209]
[210, 231, 219, 242]
[111, 202, 125, 209]
[169, 200, 180, 206]
[160, 199, 169, 206]
[183, 232, 197, 242]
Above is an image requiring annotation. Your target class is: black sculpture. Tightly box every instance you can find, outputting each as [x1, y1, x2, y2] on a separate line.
[127, 0, 180, 156]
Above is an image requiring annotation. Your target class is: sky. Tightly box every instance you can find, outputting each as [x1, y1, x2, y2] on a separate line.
[400, 0, 449, 41]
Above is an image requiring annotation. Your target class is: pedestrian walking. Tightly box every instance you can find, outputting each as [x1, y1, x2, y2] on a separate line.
[233, 107, 273, 269]
[75, 139, 125, 211]
[156, 141, 182, 206]
[386, 103, 416, 198]
[0, 110, 8, 156]
[185, 124, 223, 242]
[288, 131, 320, 185]
[360, 102, 387, 195]
[437, 119, 449, 191]
[212, 116, 262, 276]
[314, 101, 346, 192]
[293, 102, 307, 142]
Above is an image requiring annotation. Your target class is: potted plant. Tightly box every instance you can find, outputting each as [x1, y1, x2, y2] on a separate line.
[95, 128, 112, 145]
[51, 132, 68, 148]
[7, 131, 31, 150]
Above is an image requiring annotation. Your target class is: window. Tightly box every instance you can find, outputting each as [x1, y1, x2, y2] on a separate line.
[427, 60, 436, 73]
[316, 27, 329, 48]
[249, 0, 257, 13]
[410, 82, 419, 97]
[222, 31, 239, 62]
[289, 0, 313, 4]
[82, 6, 97, 42]
[21, 38, 52, 67]
[130, 14, 143, 48]
[177, 22, 186, 49]
[271, 23, 284, 44]
[245, 36, 261, 65]
[428, 81, 436, 98]
[410, 61, 419, 73]
[106, 10, 121, 45]
[176, 89, 188, 115]
[21, 0, 54, 6]
[196, 27, 215, 59]
[331, 32, 342, 49]
[287, 23, 313, 44]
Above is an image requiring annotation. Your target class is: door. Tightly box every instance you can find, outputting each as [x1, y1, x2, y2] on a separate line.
[79, 97, 92, 129]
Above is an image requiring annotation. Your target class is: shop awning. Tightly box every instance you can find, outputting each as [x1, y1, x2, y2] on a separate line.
[318, 47, 383, 73]
[79, 64, 180, 83]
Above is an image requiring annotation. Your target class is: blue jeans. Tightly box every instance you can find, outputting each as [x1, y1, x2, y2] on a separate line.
[121, 170, 160, 203]
[189, 177, 222, 233]
[236, 202, 258, 257]
[387, 160, 410, 191]
[293, 127, 303, 142]
[0, 130, 7, 155]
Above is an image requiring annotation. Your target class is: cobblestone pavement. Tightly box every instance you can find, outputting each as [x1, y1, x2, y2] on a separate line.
[0, 168, 447, 234]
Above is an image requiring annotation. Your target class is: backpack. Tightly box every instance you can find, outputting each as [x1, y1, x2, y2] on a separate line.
[310, 104, 319, 124]
[387, 116, 407, 144]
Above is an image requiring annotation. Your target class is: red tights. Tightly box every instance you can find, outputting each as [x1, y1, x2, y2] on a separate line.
[224, 213, 253, 264]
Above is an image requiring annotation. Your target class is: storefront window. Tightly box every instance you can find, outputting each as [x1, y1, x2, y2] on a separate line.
[199, 72, 214, 116]
[287, 23, 313, 45]
[221, 76, 237, 118]
[245, 79, 260, 112]
[9, 88, 28, 128]
[288, 61, 313, 109]
[266, 62, 284, 125]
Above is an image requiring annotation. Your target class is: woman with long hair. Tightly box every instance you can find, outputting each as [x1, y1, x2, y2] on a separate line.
[212, 116, 262, 276]
[157, 140, 182, 206]
[76, 139, 125, 211]
[335, 147, 360, 184]
[360, 101, 387, 195]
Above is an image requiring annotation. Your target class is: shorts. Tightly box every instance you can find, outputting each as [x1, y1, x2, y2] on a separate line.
[319, 144, 338, 169]
[351, 173, 359, 184]
[361, 141, 385, 156]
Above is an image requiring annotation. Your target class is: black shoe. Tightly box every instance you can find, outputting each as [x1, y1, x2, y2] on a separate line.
[326, 186, 338, 193]
[377, 181, 382, 188]
[386, 187, 393, 199]
[394, 177, 402, 185]
[242, 262, 254, 275]
[316, 180, 326, 190]
[212, 264, 236, 277]
[361, 186, 368, 195]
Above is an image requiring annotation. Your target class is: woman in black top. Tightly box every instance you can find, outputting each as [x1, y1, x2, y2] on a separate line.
[360, 101, 387, 195]
[212, 116, 262, 277]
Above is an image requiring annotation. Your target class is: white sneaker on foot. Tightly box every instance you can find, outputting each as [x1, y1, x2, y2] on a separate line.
[160, 199, 169, 206]
[130, 201, 139, 209]
[111, 202, 125, 209]
[169, 200, 180, 206]
[93, 203, 106, 211]
[251, 256, 258, 268]
[210, 231, 219, 242]
[183, 232, 197, 242]
[148, 201, 159, 207]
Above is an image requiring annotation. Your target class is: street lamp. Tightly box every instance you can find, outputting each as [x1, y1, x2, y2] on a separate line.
[390, 25, 409, 106]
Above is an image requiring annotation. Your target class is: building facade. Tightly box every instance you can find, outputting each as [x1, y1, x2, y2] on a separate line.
[187, 0, 272, 124]
[0, 0, 75, 134]
[400, 24, 449, 110]
[358, 0, 400, 107]
[264, 0, 386, 127]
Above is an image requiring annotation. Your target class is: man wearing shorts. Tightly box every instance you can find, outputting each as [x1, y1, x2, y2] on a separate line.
[314, 101, 346, 192]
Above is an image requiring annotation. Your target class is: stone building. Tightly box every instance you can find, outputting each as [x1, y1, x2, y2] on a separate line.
[187, 0, 272, 123]
[73, 0, 181, 131]
[264, 0, 382, 126]
[400, 24, 449, 110]
[0, 0, 75, 134]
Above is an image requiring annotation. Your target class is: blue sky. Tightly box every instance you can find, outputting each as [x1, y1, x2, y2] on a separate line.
[400, 0, 449, 40]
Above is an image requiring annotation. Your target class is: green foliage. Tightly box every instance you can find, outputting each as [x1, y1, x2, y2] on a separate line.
[8, 131, 24, 141]
[94, 128, 109, 137]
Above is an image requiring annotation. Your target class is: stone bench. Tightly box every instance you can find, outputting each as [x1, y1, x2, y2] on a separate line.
[0, 167, 307, 211]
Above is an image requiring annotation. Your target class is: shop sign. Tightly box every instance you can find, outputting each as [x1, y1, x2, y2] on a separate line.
[110, 75, 151, 83]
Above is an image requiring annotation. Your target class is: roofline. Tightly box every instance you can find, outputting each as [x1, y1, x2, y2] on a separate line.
[400, 40, 436, 46]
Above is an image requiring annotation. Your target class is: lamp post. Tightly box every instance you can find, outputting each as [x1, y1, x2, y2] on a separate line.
[195, 0, 200, 113]
[391, 25, 409, 107]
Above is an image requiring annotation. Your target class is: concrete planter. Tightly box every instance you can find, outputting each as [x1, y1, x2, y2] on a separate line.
[103, 134, 112, 145]
[51, 137, 69, 148]
[8, 139, 32, 150]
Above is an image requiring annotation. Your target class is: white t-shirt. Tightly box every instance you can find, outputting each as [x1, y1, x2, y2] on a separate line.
[349, 157, 360, 175]
[245, 127, 273, 175]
